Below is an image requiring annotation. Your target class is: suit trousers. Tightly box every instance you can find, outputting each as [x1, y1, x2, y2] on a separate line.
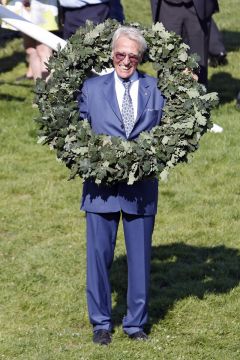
[209, 19, 226, 56]
[159, 0, 211, 85]
[86, 211, 155, 335]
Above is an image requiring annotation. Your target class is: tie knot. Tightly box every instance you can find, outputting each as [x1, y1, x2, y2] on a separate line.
[123, 80, 131, 90]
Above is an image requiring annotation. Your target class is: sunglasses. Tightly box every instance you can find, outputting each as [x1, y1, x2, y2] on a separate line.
[114, 52, 139, 63]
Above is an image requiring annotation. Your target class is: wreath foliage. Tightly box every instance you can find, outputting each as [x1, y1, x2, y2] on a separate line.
[35, 20, 218, 185]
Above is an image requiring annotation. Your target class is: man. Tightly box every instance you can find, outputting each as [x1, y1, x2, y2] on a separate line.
[59, 0, 124, 40]
[150, 0, 219, 85]
[78, 27, 165, 345]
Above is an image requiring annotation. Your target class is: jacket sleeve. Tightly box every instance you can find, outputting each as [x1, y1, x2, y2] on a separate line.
[77, 80, 91, 122]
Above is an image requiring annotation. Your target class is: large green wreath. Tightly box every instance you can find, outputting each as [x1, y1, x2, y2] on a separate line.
[35, 20, 218, 185]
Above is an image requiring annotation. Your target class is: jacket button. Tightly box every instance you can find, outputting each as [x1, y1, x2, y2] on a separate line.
[121, 125, 124, 129]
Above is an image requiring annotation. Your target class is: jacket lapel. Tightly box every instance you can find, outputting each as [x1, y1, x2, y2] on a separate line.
[135, 73, 151, 125]
[103, 72, 122, 121]
[102, 71, 152, 138]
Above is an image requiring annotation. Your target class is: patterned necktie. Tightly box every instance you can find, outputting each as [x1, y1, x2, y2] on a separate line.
[122, 80, 135, 138]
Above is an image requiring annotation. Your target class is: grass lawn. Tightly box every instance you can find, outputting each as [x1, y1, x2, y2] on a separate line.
[0, 0, 240, 359]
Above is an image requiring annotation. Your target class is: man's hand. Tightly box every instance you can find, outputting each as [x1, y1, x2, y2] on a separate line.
[183, 68, 198, 81]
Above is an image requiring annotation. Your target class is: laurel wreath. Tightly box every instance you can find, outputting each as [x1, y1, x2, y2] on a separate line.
[35, 19, 218, 185]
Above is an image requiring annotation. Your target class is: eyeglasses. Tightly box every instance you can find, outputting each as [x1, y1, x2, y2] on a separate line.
[114, 52, 139, 63]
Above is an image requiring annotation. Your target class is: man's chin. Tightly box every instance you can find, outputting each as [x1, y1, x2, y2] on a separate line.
[118, 71, 133, 79]
[116, 67, 134, 79]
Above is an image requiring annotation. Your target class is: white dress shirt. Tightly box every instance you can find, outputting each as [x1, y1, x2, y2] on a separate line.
[114, 71, 139, 121]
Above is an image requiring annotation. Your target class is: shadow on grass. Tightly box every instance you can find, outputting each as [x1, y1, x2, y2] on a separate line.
[0, 80, 34, 102]
[222, 30, 240, 52]
[0, 29, 21, 46]
[0, 80, 33, 88]
[111, 242, 240, 331]
[0, 52, 26, 73]
[0, 93, 25, 102]
[208, 71, 240, 105]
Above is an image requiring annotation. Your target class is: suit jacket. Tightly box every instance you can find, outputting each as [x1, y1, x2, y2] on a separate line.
[78, 71, 165, 215]
[150, 0, 219, 23]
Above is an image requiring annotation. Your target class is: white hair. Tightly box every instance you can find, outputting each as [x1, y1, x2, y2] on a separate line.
[111, 26, 147, 59]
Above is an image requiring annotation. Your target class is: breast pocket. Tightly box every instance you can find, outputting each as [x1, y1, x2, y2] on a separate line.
[143, 109, 162, 127]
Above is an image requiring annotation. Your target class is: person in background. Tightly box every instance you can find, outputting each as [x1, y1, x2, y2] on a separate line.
[150, 0, 219, 86]
[59, 0, 110, 40]
[208, 18, 227, 67]
[59, 0, 125, 40]
[182, 18, 228, 68]
[17, 0, 59, 81]
[109, 0, 125, 23]
[78, 26, 165, 345]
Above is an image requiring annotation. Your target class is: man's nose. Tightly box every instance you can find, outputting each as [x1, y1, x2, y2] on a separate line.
[123, 55, 131, 64]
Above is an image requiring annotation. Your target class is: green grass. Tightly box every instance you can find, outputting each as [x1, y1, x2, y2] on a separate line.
[0, 0, 240, 359]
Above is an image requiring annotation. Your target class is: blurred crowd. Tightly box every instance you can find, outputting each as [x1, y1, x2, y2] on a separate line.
[0, 0, 239, 107]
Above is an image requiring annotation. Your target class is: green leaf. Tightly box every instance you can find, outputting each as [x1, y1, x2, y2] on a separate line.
[35, 19, 218, 185]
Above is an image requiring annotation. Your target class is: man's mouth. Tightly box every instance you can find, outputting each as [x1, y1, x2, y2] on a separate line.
[119, 64, 131, 71]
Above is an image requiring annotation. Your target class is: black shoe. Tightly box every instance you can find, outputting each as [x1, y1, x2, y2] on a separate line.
[208, 52, 228, 67]
[93, 329, 112, 345]
[129, 331, 148, 341]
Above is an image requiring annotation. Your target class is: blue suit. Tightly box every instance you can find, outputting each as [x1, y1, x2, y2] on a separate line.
[78, 71, 165, 334]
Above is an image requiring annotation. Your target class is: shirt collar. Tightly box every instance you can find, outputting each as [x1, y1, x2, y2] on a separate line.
[114, 70, 139, 84]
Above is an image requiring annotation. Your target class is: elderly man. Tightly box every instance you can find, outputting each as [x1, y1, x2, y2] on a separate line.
[78, 26, 165, 345]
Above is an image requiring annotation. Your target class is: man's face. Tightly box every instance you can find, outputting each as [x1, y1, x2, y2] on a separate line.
[112, 36, 141, 79]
